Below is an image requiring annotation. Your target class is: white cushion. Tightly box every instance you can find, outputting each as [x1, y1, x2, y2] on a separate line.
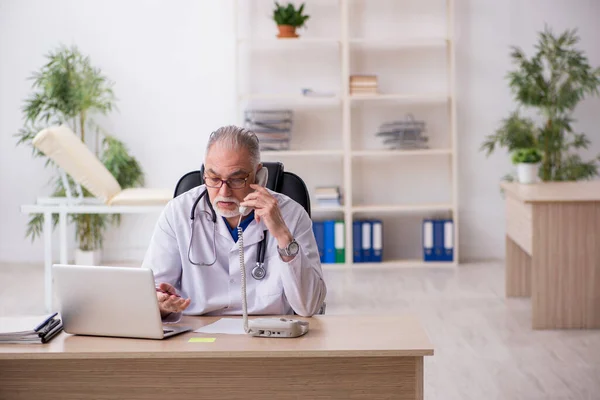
[32, 125, 122, 203]
[108, 188, 173, 206]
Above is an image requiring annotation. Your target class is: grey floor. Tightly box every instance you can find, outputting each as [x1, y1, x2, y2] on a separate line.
[1, 260, 599, 400]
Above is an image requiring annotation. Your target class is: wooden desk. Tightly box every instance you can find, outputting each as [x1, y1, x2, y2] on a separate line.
[502, 181, 600, 329]
[0, 315, 434, 400]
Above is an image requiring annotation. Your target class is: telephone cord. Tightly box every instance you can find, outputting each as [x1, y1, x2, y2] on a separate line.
[238, 215, 250, 334]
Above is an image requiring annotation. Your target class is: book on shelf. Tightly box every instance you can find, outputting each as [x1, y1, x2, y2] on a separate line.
[349, 74, 378, 95]
[315, 186, 342, 207]
[244, 109, 293, 151]
[0, 313, 64, 344]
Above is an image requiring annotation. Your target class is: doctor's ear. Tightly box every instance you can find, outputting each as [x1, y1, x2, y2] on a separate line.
[255, 166, 268, 188]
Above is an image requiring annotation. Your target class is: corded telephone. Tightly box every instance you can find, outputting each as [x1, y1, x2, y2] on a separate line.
[240, 166, 268, 216]
[236, 166, 309, 338]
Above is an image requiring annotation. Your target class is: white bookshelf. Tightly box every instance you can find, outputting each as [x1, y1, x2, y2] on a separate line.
[234, 0, 458, 268]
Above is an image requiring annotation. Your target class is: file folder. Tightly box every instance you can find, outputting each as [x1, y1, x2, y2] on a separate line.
[423, 220, 434, 261]
[0, 313, 64, 344]
[361, 220, 372, 262]
[423, 218, 454, 262]
[312, 221, 325, 262]
[334, 220, 345, 263]
[371, 220, 383, 262]
[352, 220, 362, 262]
[323, 220, 336, 263]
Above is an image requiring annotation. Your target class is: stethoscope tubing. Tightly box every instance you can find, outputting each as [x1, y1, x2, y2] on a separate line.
[187, 189, 267, 280]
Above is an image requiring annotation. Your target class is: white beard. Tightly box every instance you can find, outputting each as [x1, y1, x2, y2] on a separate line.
[212, 196, 241, 218]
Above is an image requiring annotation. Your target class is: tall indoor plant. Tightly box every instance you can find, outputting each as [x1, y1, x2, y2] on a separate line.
[481, 27, 600, 182]
[15, 44, 144, 264]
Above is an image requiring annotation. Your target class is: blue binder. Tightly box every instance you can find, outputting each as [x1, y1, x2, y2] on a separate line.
[323, 220, 336, 263]
[423, 219, 453, 262]
[361, 220, 372, 262]
[352, 220, 362, 263]
[312, 221, 325, 262]
[440, 219, 454, 262]
[371, 219, 383, 262]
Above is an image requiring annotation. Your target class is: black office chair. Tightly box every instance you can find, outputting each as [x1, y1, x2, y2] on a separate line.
[173, 161, 325, 315]
[174, 161, 311, 218]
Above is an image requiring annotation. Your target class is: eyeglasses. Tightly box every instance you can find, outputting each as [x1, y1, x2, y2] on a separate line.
[203, 174, 250, 189]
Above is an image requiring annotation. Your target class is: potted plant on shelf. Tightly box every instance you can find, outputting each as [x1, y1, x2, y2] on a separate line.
[15, 44, 144, 265]
[512, 148, 542, 184]
[480, 26, 600, 183]
[272, 2, 310, 38]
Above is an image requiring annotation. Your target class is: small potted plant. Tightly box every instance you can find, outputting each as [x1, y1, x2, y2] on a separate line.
[272, 2, 310, 38]
[512, 148, 542, 184]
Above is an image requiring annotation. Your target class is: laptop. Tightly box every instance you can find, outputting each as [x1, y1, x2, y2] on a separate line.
[52, 264, 192, 339]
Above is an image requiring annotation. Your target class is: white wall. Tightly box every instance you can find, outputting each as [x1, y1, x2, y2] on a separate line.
[0, 0, 236, 262]
[1, 0, 599, 263]
[455, 0, 600, 260]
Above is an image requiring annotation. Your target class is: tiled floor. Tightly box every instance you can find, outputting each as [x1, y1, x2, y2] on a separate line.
[1, 260, 599, 399]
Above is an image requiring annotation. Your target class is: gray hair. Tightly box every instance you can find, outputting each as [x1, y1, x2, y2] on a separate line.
[205, 125, 260, 168]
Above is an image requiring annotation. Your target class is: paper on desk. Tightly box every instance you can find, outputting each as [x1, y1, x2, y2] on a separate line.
[0, 315, 53, 334]
[194, 318, 246, 335]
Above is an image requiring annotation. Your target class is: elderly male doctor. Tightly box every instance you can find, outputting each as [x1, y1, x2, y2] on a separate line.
[142, 125, 327, 321]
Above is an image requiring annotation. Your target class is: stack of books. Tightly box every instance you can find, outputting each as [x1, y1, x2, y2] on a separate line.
[244, 109, 293, 151]
[0, 312, 63, 344]
[314, 186, 341, 208]
[349, 75, 378, 95]
[375, 114, 429, 150]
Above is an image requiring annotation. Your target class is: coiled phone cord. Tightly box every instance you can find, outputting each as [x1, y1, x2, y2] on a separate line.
[238, 214, 250, 334]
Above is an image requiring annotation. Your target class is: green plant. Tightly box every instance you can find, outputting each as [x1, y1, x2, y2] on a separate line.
[512, 148, 542, 164]
[15, 44, 144, 251]
[272, 2, 309, 27]
[481, 26, 600, 181]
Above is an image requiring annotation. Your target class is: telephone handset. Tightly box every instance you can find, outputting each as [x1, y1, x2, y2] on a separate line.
[236, 166, 309, 338]
[238, 166, 268, 217]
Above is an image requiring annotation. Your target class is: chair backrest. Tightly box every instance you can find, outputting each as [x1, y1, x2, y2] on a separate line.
[173, 161, 311, 217]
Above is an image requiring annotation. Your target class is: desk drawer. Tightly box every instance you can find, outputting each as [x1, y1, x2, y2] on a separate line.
[506, 195, 532, 255]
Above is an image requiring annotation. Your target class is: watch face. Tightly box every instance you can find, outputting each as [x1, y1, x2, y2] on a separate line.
[288, 241, 299, 254]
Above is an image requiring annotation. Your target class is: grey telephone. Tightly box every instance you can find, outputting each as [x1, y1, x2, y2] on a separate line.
[237, 201, 309, 338]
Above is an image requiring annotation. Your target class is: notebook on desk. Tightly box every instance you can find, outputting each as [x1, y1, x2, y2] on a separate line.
[0, 313, 64, 344]
[52, 264, 192, 340]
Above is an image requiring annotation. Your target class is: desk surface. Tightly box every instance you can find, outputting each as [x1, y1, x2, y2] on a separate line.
[501, 180, 600, 202]
[0, 314, 434, 360]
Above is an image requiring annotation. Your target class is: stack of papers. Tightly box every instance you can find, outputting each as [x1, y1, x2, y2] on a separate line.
[0, 313, 64, 344]
[194, 318, 246, 335]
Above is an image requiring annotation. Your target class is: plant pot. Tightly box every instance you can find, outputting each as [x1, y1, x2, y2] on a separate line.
[277, 25, 298, 38]
[75, 248, 102, 266]
[516, 163, 539, 184]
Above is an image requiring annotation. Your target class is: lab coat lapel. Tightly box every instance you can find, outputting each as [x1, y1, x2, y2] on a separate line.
[240, 219, 268, 248]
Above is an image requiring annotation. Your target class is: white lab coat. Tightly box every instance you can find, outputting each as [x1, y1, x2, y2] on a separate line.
[141, 185, 327, 320]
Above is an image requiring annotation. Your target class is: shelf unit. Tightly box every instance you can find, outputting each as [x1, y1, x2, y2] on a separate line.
[234, 0, 458, 268]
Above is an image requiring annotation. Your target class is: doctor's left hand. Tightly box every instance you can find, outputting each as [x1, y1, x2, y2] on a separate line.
[156, 282, 191, 317]
[241, 184, 293, 245]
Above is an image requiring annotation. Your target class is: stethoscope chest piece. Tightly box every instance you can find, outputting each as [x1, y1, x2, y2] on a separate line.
[252, 263, 266, 280]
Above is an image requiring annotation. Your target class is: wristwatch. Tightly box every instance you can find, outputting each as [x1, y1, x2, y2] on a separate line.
[278, 238, 300, 257]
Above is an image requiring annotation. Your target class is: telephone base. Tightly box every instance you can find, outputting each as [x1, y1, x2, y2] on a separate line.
[248, 317, 309, 338]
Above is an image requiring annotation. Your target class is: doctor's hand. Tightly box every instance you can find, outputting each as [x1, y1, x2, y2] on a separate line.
[241, 184, 294, 253]
[156, 282, 191, 317]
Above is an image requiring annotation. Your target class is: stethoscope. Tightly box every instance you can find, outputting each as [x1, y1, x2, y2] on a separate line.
[187, 189, 268, 280]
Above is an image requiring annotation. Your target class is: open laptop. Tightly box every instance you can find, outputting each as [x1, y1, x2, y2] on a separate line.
[52, 264, 192, 339]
